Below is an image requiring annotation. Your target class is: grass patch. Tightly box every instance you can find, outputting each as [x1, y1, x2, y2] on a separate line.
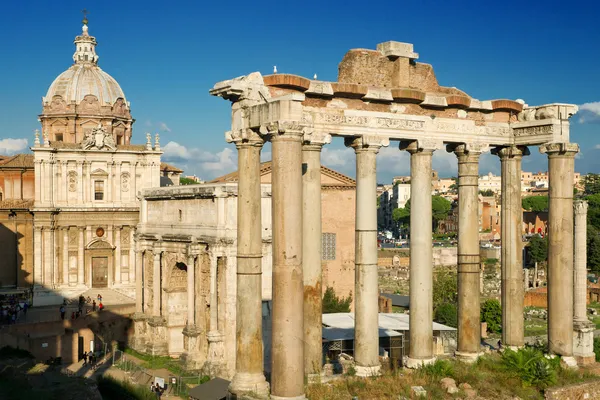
[307, 350, 598, 400]
[124, 347, 185, 375]
[98, 375, 156, 400]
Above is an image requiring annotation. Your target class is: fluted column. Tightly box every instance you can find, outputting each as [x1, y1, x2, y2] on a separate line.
[129, 228, 136, 282]
[135, 249, 144, 313]
[402, 140, 437, 367]
[77, 227, 85, 285]
[270, 121, 305, 399]
[541, 143, 579, 356]
[228, 129, 269, 399]
[187, 254, 196, 326]
[62, 227, 69, 285]
[153, 249, 162, 316]
[493, 145, 528, 348]
[34, 226, 43, 287]
[114, 226, 121, 285]
[450, 143, 485, 361]
[346, 135, 388, 376]
[302, 132, 330, 376]
[574, 201, 588, 323]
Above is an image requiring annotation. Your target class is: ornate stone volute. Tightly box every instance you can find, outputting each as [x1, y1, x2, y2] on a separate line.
[491, 145, 530, 159]
[446, 142, 489, 155]
[225, 128, 264, 148]
[345, 135, 390, 152]
[82, 124, 116, 151]
[302, 128, 331, 149]
[399, 138, 442, 154]
[574, 200, 588, 216]
[539, 142, 579, 156]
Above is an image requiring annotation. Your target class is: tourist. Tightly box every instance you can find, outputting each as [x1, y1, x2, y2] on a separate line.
[97, 294, 102, 303]
[71, 311, 75, 320]
[92, 300, 97, 312]
[82, 352, 87, 366]
[22, 302, 28, 316]
[98, 302, 104, 311]
[60, 305, 66, 320]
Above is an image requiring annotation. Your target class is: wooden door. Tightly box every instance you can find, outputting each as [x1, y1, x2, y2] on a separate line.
[92, 257, 108, 288]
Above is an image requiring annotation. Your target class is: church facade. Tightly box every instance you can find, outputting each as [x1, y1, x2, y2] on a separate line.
[30, 19, 161, 305]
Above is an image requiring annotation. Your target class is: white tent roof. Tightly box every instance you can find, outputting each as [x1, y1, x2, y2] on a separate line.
[322, 313, 456, 333]
[322, 327, 402, 341]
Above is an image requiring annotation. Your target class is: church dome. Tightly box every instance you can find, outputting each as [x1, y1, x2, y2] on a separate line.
[43, 22, 126, 106]
[39, 18, 134, 145]
[44, 64, 126, 106]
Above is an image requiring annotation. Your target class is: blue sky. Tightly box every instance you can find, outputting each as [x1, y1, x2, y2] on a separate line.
[0, 0, 599, 182]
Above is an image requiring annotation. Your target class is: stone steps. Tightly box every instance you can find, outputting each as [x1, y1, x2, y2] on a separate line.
[77, 288, 135, 306]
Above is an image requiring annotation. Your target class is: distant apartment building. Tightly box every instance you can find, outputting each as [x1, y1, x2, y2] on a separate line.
[478, 172, 502, 193]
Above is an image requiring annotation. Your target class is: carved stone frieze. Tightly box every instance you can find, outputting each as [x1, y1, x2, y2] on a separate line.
[513, 125, 554, 137]
[68, 170, 78, 192]
[82, 124, 116, 151]
[518, 104, 578, 122]
[121, 172, 130, 192]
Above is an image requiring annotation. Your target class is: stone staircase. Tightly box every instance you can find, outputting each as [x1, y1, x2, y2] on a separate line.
[77, 288, 135, 306]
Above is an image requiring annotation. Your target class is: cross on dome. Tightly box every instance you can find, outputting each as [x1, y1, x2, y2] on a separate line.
[73, 12, 99, 65]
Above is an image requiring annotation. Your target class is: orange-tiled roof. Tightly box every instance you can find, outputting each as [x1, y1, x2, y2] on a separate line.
[210, 161, 355, 187]
[0, 154, 34, 169]
[160, 162, 183, 173]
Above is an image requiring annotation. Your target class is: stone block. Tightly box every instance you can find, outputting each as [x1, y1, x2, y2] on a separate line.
[411, 386, 427, 398]
[377, 41, 419, 60]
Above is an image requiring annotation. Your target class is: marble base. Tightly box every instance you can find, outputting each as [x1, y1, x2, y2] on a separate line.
[573, 321, 596, 365]
[228, 372, 269, 399]
[354, 364, 381, 377]
[561, 356, 579, 370]
[404, 356, 436, 369]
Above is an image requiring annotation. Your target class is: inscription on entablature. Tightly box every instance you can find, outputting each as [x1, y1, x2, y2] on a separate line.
[311, 112, 424, 131]
[375, 117, 424, 130]
[513, 125, 554, 137]
[485, 126, 511, 137]
[434, 121, 475, 134]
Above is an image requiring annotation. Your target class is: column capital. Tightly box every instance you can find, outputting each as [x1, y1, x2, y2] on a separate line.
[261, 120, 308, 142]
[539, 142, 579, 157]
[225, 128, 264, 148]
[491, 145, 530, 159]
[302, 128, 331, 149]
[574, 200, 588, 215]
[345, 135, 389, 152]
[399, 138, 442, 154]
[446, 142, 489, 156]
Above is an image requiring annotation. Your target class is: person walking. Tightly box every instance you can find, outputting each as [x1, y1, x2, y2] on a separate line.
[92, 300, 97, 312]
[82, 352, 88, 366]
[59, 305, 66, 320]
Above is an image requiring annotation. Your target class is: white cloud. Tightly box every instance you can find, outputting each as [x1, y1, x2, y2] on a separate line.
[159, 122, 172, 133]
[322, 147, 352, 167]
[594, 144, 600, 150]
[579, 102, 600, 123]
[0, 138, 28, 155]
[161, 141, 238, 180]
[202, 147, 236, 172]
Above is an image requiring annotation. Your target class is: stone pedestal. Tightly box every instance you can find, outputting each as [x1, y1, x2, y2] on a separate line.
[146, 316, 169, 356]
[129, 312, 149, 352]
[205, 331, 226, 377]
[181, 324, 205, 371]
[573, 321, 596, 365]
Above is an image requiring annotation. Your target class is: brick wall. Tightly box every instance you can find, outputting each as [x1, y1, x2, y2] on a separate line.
[524, 290, 548, 308]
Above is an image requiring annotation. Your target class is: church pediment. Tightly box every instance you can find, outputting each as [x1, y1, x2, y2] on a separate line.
[50, 118, 68, 126]
[90, 168, 108, 176]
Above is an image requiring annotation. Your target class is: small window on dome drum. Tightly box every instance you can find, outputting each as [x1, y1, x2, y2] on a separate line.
[55, 133, 63, 142]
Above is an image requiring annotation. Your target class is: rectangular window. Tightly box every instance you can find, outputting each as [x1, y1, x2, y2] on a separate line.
[322, 232, 336, 261]
[94, 180, 104, 201]
[55, 133, 63, 141]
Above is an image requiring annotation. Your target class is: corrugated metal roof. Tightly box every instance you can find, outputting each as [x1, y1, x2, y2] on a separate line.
[322, 327, 402, 341]
[322, 312, 456, 332]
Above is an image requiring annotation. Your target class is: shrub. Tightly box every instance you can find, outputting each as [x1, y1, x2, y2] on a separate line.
[322, 287, 352, 313]
[418, 359, 454, 378]
[433, 269, 457, 311]
[481, 299, 502, 333]
[594, 337, 600, 362]
[434, 303, 457, 328]
[500, 347, 558, 388]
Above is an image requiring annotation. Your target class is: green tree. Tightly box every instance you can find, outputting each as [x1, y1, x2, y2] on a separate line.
[434, 303, 457, 328]
[481, 298, 502, 333]
[527, 235, 547, 266]
[433, 269, 457, 311]
[432, 195, 452, 228]
[479, 189, 495, 196]
[588, 225, 600, 273]
[585, 194, 600, 231]
[322, 287, 352, 313]
[522, 196, 549, 213]
[179, 177, 197, 185]
[392, 207, 410, 223]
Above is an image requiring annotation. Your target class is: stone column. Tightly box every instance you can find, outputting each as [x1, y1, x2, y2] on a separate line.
[207, 254, 225, 376]
[33, 226, 43, 287]
[402, 140, 436, 368]
[62, 227, 69, 286]
[135, 249, 144, 313]
[302, 132, 330, 376]
[152, 250, 162, 316]
[346, 136, 387, 376]
[228, 129, 269, 399]
[573, 200, 595, 364]
[85, 227, 92, 285]
[574, 201, 588, 323]
[541, 143, 579, 357]
[78, 227, 85, 285]
[493, 145, 528, 349]
[450, 143, 484, 361]
[129, 228, 136, 282]
[270, 121, 305, 399]
[187, 254, 196, 326]
[114, 226, 121, 285]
